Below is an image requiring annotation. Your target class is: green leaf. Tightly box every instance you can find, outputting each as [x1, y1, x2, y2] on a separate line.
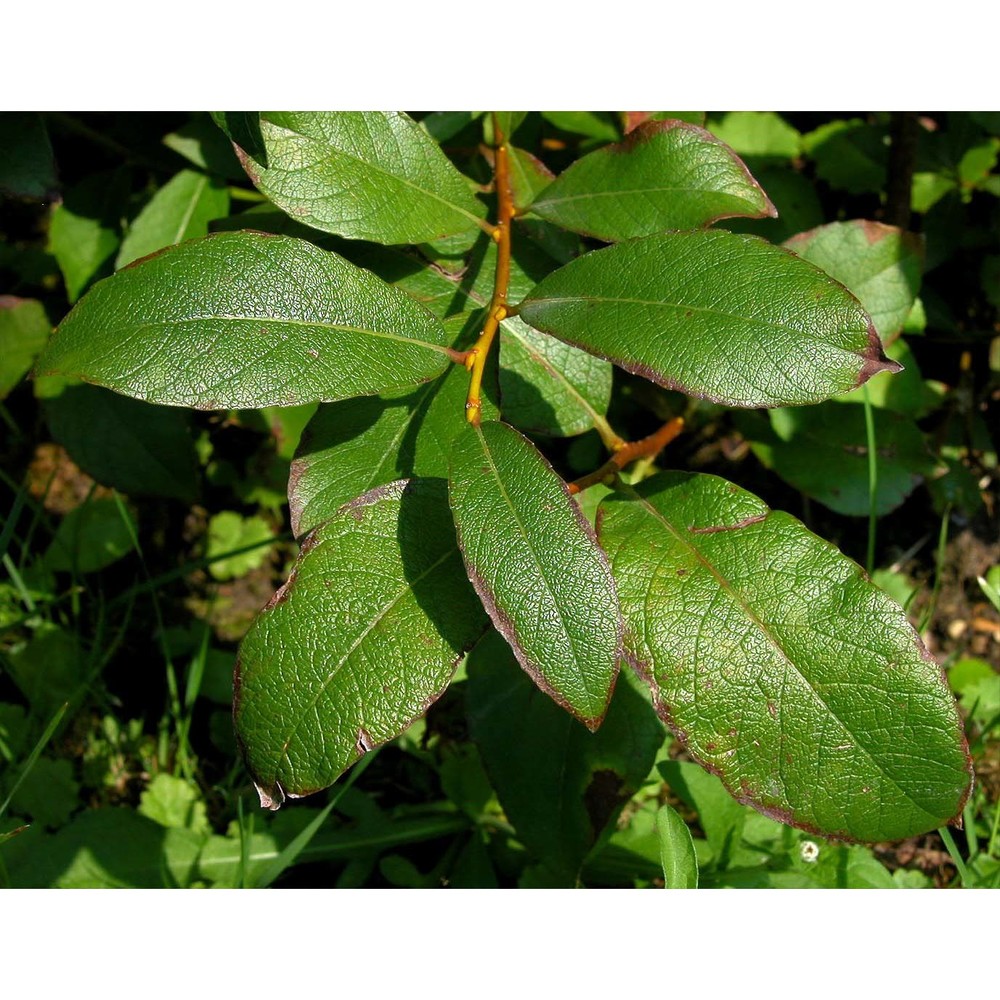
[541, 112, 620, 144]
[599, 472, 973, 842]
[655, 804, 699, 888]
[163, 115, 246, 180]
[36, 232, 454, 409]
[785, 220, 923, 341]
[532, 120, 775, 241]
[708, 112, 801, 160]
[722, 165, 824, 243]
[205, 512, 274, 581]
[506, 146, 554, 213]
[43, 498, 137, 574]
[43, 383, 200, 502]
[237, 112, 487, 244]
[467, 630, 662, 881]
[5, 807, 200, 888]
[116, 169, 229, 268]
[210, 112, 267, 166]
[448, 421, 622, 727]
[658, 759, 746, 867]
[4, 626, 83, 716]
[288, 316, 499, 538]
[0, 296, 50, 400]
[235, 479, 488, 807]
[499, 316, 612, 437]
[518, 230, 899, 408]
[740, 403, 938, 516]
[7, 757, 78, 829]
[48, 170, 127, 303]
[803, 119, 888, 194]
[0, 113, 57, 200]
[138, 774, 210, 834]
[834, 337, 941, 417]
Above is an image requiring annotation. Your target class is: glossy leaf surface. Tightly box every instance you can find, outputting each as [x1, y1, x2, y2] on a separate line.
[448, 421, 622, 727]
[532, 120, 775, 240]
[289, 317, 499, 538]
[598, 472, 973, 841]
[235, 479, 488, 807]
[36, 232, 453, 409]
[117, 170, 229, 268]
[467, 630, 663, 882]
[785, 220, 923, 340]
[519, 230, 898, 407]
[237, 112, 486, 244]
[499, 316, 612, 437]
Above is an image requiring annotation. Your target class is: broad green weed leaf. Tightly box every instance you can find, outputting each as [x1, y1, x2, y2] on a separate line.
[138, 774, 210, 834]
[541, 112, 620, 144]
[0, 113, 57, 200]
[235, 479, 487, 807]
[205, 512, 274, 581]
[8, 757, 78, 829]
[163, 115, 245, 180]
[599, 472, 973, 842]
[708, 112, 801, 160]
[448, 421, 622, 727]
[802, 119, 888, 194]
[656, 804, 699, 888]
[467, 631, 662, 882]
[5, 626, 83, 716]
[722, 165, 824, 243]
[43, 499, 137, 574]
[43, 383, 200, 502]
[785, 220, 923, 341]
[36, 232, 454, 409]
[0, 296, 50, 400]
[238, 112, 487, 244]
[532, 120, 776, 240]
[4, 807, 197, 888]
[741, 404, 938, 516]
[519, 230, 900, 408]
[48, 170, 127, 303]
[116, 169, 229, 267]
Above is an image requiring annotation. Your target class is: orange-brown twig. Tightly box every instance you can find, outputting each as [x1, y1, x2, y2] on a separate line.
[567, 417, 685, 494]
[465, 115, 514, 426]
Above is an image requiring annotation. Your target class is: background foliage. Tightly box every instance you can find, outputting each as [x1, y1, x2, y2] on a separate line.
[0, 111, 998, 887]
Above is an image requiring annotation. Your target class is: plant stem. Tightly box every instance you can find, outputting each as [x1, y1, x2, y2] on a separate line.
[569, 418, 685, 494]
[465, 115, 514, 427]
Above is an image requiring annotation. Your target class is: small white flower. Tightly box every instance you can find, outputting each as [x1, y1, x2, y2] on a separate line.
[800, 840, 820, 863]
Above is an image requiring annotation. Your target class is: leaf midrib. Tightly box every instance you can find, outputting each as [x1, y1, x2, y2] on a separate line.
[525, 294, 867, 348]
[469, 425, 602, 712]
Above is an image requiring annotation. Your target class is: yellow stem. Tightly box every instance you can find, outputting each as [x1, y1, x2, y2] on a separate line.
[568, 418, 684, 495]
[466, 116, 514, 426]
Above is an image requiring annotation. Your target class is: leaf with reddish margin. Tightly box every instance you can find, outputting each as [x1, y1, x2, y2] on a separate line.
[448, 421, 622, 728]
[235, 479, 488, 808]
[518, 229, 901, 408]
[532, 120, 776, 240]
[598, 471, 973, 842]
[35, 232, 453, 410]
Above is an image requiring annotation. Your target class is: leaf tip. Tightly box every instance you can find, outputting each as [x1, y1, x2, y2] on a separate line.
[855, 323, 904, 388]
[255, 779, 285, 811]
